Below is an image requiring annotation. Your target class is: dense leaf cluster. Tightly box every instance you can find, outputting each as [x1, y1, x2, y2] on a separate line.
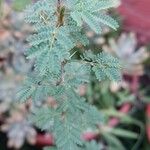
[18, 0, 121, 149]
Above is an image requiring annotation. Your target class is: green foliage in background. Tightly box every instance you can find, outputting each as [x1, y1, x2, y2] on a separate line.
[12, 0, 32, 11]
[0, 0, 3, 17]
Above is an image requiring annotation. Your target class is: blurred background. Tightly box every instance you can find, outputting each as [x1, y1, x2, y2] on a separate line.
[0, 0, 149, 150]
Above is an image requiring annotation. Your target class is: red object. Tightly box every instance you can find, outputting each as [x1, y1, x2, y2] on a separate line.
[146, 104, 150, 118]
[109, 103, 132, 127]
[35, 132, 99, 146]
[82, 131, 98, 141]
[36, 133, 54, 147]
[118, 0, 150, 44]
[130, 75, 139, 94]
[146, 104, 150, 142]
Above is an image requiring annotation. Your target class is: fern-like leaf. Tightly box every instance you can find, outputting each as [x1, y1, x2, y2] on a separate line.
[18, 0, 121, 149]
[82, 51, 121, 81]
[54, 115, 83, 150]
[84, 141, 103, 150]
[68, 0, 119, 33]
[64, 62, 91, 87]
[30, 106, 59, 131]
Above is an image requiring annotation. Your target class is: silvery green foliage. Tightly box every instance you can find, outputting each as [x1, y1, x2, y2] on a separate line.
[18, 0, 121, 149]
[0, 76, 19, 114]
[84, 141, 103, 150]
[0, 9, 35, 148]
[103, 33, 149, 75]
[0, 11, 33, 108]
[82, 50, 121, 81]
[66, 0, 120, 32]
[44, 141, 103, 150]
[2, 119, 36, 149]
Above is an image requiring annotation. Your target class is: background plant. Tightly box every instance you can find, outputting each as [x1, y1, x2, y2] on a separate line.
[0, 0, 150, 150]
